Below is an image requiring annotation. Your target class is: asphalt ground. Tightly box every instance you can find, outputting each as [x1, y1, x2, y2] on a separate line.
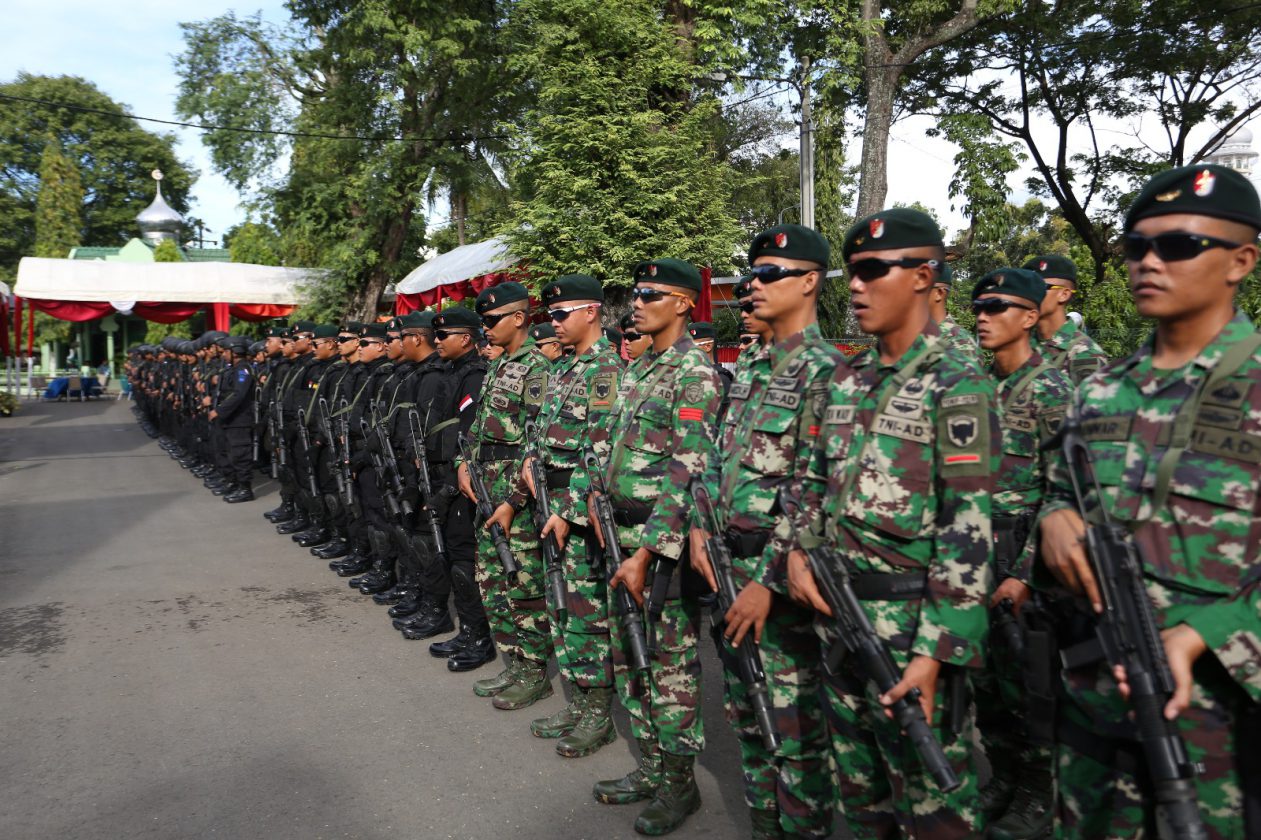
[0, 398, 783, 840]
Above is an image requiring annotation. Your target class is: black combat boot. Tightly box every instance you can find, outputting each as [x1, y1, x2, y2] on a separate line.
[224, 485, 255, 503]
[428, 624, 472, 658]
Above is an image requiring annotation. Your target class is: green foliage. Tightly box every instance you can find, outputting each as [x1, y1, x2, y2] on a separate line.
[152, 239, 183, 262]
[0, 74, 196, 273]
[144, 319, 194, 344]
[32, 137, 83, 258]
[225, 220, 282, 265]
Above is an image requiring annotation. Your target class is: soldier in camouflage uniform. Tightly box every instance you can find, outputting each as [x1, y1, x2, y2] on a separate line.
[969, 268, 1072, 839]
[1039, 164, 1261, 839]
[930, 262, 981, 365]
[530, 323, 564, 363]
[519, 274, 622, 756]
[786, 208, 998, 838]
[691, 225, 839, 839]
[1023, 254, 1109, 385]
[687, 321, 733, 418]
[733, 275, 772, 369]
[589, 258, 721, 836]
[621, 311, 650, 362]
[457, 283, 555, 707]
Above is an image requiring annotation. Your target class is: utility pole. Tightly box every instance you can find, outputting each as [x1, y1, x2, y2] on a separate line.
[798, 57, 815, 230]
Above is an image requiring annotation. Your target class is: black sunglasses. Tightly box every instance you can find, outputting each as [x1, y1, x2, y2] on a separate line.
[630, 287, 691, 304]
[338, 335, 358, 343]
[1122, 231, 1242, 262]
[738, 300, 755, 313]
[847, 257, 940, 282]
[739, 335, 757, 345]
[971, 298, 1036, 315]
[748, 264, 816, 283]
[481, 311, 518, 328]
[435, 329, 471, 342]
[548, 304, 590, 322]
[358, 339, 384, 347]
[622, 332, 642, 342]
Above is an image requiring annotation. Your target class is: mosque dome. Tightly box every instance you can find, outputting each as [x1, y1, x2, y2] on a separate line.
[136, 170, 183, 244]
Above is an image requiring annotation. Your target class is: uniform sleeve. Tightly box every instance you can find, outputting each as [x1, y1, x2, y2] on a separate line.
[639, 363, 721, 561]
[1010, 375, 1071, 584]
[506, 361, 550, 512]
[559, 362, 619, 526]
[1182, 580, 1261, 703]
[913, 374, 998, 669]
[215, 366, 254, 421]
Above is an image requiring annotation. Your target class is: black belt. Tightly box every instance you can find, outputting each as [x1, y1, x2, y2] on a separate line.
[613, 501, 652, 527]
[477, 443, 521, 462]
[724, 529, 768, 558]
[850, 571, 927, 601]
[545, 468, 574, 491]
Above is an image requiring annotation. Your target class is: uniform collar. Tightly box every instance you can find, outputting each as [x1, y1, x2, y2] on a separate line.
[1122, 309, 1257, 384]
[644, 332, 694, 368]
[768, 322, 822, 369]
[852, 319, 942, 372]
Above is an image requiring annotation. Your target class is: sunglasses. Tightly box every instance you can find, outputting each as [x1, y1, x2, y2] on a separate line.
[971, 298, 1036, 315]
[738, 300, 755, 313]
[401, 331, 426, 341]
[312, 338, 335, 347]
[338, 335, 358, 343]
[358, 339, 384, 347]
[846, 257, 940, 282]
[622, 332, 642, 342]
[748, 264, 816, 283]
[739, 335, 758, 345]
[1122, 231, 1242, 262]
[435, 329, 471, 342]
[630, 287, 693, 305]
[548, 303, 591, 322]
[481, 311, 520, 329]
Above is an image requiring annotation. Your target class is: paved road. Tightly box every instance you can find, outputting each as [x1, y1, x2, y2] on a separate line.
[0, 400, 756, 840]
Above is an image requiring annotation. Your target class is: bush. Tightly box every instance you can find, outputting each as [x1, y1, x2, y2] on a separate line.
[0, 390, 18, 417]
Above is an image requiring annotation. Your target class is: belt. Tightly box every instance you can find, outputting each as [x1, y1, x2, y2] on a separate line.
[724, 529, 768, 558]
[993, 515, 1024, 532]
[613, 501, 652, 527]
[545, 467, 574, 491]
[850, 571, 927, 601]
[477, 443, 521, 462]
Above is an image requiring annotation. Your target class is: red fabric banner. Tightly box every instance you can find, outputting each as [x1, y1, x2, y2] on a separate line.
[0, 297, 10, 357]
[395, 270, 530, 313]
[25, 298, 114, 321]
[132, 302, 203, 323]
[230, 304, 295, 321]
[209, 302, 230, 332]
[27, 300, 34, 355]
[694, 266, 713, 323]
[11, 296, 18, 358]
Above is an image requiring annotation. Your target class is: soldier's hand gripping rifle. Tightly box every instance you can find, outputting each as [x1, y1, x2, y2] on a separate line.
[583, 446, 651, 675]
[318, 398, 347, 502]
[375, 422, 415, 518]
[779, 490, 961, 793]
[458, 433, 520, 582]
[691, 479, 781, 751]
[252, 385, 262, 464]
[360, 417, 401, 518]
[335, 399, 356, 512]
[525, 422, 567, 623]
[1059, 423, 1207, 840]
[295, 408, 321, 499]
[271, 401, 287, 479]
[407, 408, 448, 567]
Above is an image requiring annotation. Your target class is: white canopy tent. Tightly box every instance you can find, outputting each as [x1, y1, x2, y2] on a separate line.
[14, 257, 317, 305]
[395, 237, 519, 296]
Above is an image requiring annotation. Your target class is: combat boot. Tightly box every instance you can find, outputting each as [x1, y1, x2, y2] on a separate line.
[531, 686, 584, 738]
[447, 631, 496, 672]
[331, 552, 373, 577]
[263, 501, 294, 522]
[312, 538, 348, 559]
[297, 528, 331, 548]
[556, 686, 615, 757]
[492, 660, 553, 710]
[473, 657, 521, 697]
[749, 808, 783, 839]
[633, 751, 700, 836]
[224, 485, 255, 503]
[429, 624, 473, 658]
[276, 516, 310, 535]
[979, 749, 1017, 824]
[594, 738, 661, 804]
[211, 481, 236, 497]
[988, 761, 1053, 840]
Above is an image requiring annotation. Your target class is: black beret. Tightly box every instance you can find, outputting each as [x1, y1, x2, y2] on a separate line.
[530, 323, 557, 342]
[688, 322, 716, 341]
[291, 320, 316, 335]
[384, 318, 401, 333]
[476, 282, 530, 314]
[733, 275, 753, 299]
[936, 261, 953, 287]
[972, 267, 1047, 306]
[399, 311, 436, 331]
[1022, 254, 1078, 284]
[434, 308, 481, 330]
[227, 336, 252, 354]
[313, 324, 340, 339]
[542, 274, 604, 304]
[749, 224, 830, 266]
[360, 323, 389, 339]
[177, 340, 194, 354]
[843, 208, 943, 260]
[340, 320, 364, 334]
[266, 325, 287, 338]
[215, 336, 234, 349]
[1125, 164, 1261, 231]
[603, 326, 623, 346]
[618, 312, 637, 332]
[632, 258, 702, 293]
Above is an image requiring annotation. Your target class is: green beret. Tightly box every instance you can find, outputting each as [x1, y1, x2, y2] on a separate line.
[384, 318, 401, 333]
[734, 275, 753, 299]
[1022, 254, 1078, 284]
[292, 320, 316, 335]
[340, 320, 364, 334]
[687, 322, 716, 341]
[399, 311, 435, 331]
[313, 324, 340, 339]
[618, 312, 636, 332]
[476, 282, 529, 314]
[749, 224, 830, 266]
[434, 308, 480, 330]
[936, 261, 953, 286]
[530, 323, 557, 342]
[972, 267, 1047, 306]
[542, 274, 604, 304]
[360, 323, 389, 339]
[842, 208, 943, 260]
[632, 258, 702, 293]
[1125, 164, 1261, 231]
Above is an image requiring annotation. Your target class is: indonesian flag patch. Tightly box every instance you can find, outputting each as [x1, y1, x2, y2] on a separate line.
[459, 394, 474, 412]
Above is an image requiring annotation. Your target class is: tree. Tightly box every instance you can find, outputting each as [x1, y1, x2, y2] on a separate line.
[0, 74, 196, 272]
[225, 220, 282, 266]
[32, 137, 84, 258]
[152, 239, 183, 262]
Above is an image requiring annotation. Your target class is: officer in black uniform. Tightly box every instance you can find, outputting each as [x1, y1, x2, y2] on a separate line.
[212, 337, 258, 503]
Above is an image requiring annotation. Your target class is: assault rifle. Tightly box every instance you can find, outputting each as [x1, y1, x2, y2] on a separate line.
[251, 385, 261, 464]
[583, 447, 651, 675]
[295, 408, 320, 498]
[1059, 423, 1206, 839]
[335, 398, 355, 511]
[780, 491, 960, 793]
[271, 402, 287, 479]
[691, 480, 780, 751]
[318, 398, 347, 502]
[525, 423, 567, 623]
[407, 408, 449, 567]
[458, 433, 520, 582]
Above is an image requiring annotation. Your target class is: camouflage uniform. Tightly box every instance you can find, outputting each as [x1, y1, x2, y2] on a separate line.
[518, 335, 622, 689]
[794, 321, 998, 838]
[595, 331, 722, 757]
[939, 314, 982, 366]
[1037, 318, 1108, 386]
[1040, 312, 1261, 839]
[466, 338, 554, 668]
[714, 323, 839, 838]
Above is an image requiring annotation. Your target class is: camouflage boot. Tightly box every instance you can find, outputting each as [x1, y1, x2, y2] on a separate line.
[593, 737, 661, 804]
[556, 686, 615, 758]
[473, 656, 519, 698]
[491, 659, 553, 710]
[989, 759, 1053, 840]
[749, 807, 783, 839]
[633, 751, 701, 835]
[530, 683, 585, 738]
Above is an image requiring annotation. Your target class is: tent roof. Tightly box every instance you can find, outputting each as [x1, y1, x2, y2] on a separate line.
[0, 280, 9, 297]
[14, 257, 317, 305]
[396, 237, 519, 295]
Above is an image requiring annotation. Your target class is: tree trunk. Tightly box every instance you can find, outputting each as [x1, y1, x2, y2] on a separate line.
[856, 66, 899, 218]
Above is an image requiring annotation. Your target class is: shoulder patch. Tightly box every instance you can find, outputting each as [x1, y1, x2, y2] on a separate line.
[825, 405, 855, 425]
[729, 382, 752, 400]
[683, 381, 705, 404]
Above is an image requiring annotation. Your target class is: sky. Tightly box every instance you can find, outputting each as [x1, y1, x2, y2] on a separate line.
[1, 1, 1250, 253]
